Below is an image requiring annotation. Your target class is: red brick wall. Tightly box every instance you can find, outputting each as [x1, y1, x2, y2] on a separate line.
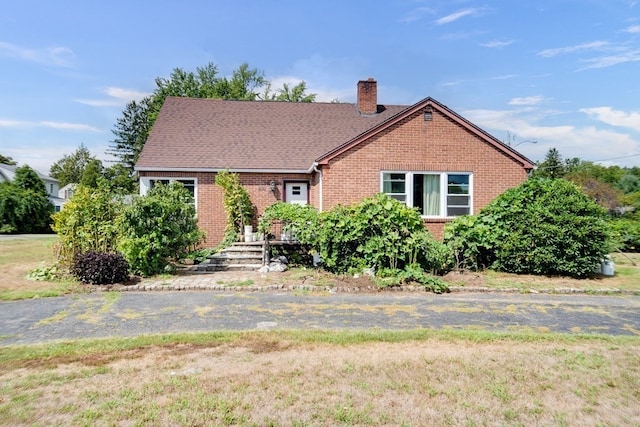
[140, 107, 528, 244]
[139, 171, 313, 246]
[320, 108, 529, 240]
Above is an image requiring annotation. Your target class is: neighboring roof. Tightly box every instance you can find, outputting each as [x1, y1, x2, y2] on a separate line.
[136, 96, 534, 173]
[136, 97, 407, 172]
[0, 163, 58, 182]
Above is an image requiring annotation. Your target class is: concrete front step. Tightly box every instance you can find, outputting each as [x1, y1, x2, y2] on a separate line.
[196, 241, 267, 272]
[198, 263, 263, 272]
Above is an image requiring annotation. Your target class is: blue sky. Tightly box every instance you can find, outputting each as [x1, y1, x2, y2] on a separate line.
[1, 0, 639, 175]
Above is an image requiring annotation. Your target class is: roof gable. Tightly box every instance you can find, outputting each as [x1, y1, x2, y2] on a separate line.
[316, 97, 535, 170]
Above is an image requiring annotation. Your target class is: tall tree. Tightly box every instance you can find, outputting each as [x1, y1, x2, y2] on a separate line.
[532, 148, 566, 179]
[109, 62, 315, 174]
[103, 163, 137, 194]
[14, 165, 47, 195]
[80, 159, 104, 188]
[1, 166, 53, 233]
[49, 144, 96, 187]
[0, 154, 17, 165]
[108, 97, 153, 172]
[272, 81, 316, 102]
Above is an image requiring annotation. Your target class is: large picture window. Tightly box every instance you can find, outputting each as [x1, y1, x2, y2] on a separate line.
[382, 172, 471, 217]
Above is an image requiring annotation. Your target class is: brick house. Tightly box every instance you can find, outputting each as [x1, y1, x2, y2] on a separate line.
[135, 78, 534, 245]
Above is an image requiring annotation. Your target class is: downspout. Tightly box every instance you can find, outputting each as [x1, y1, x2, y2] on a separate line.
[312, 162, 323, 212]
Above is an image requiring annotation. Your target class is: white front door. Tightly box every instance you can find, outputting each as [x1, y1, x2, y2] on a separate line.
[285, 182, 308, 205]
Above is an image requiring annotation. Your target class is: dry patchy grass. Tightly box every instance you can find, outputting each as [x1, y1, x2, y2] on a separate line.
[1, 333, 638, 426]
[0, 236, 80, 300]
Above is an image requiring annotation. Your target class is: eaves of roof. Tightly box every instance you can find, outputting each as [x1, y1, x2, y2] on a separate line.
[136, 166, 313, 174]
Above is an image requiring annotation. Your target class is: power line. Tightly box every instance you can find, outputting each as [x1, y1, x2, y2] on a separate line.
[591, 153, 640, 163]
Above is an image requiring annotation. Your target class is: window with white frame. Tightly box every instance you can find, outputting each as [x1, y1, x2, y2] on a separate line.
[140, 177, 197, 208]
[382, 172, 471, 217]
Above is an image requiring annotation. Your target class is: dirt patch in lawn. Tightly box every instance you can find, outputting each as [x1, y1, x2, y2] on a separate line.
[1, 337, 638, 426]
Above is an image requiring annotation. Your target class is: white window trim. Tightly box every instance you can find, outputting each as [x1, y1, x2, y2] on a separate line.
[139, 177, 198, 211]
[380, 171, 473, 218]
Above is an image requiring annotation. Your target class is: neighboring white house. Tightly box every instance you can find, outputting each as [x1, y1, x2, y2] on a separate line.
[58, 183, 77, 201]
[0, 163, 65, 211]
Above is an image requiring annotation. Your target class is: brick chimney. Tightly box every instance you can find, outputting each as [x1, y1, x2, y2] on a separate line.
[357, 78, 377, 115]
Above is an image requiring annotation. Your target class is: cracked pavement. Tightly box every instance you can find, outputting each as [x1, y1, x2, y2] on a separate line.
[1, 291, 639, 345]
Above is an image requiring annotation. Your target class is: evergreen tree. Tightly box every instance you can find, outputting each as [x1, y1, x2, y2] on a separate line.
[14, 165, 47, 194]
[103, 163, 137, 194]
[532, 148, 565, 179]
[80, 159, 104, 188]
[1, 166, 53, 233]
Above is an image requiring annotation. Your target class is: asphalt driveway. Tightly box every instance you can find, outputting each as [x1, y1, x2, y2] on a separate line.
[1, 291, 638, 345]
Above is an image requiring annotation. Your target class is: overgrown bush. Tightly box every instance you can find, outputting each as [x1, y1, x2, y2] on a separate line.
[51, 183, 122, 264]
[375, 264, 449, 293]
[610, 217, 640, 252]
[258, 202, 319, 243]
[71, 251, 130, 285]
[117, 181, 204, 276]
[314, 193, 451, 274]
[215, 170, 254, 245]
[0, 173, 53, 234]
[445, 178, 612, 278]
[258, 195, 452, 278]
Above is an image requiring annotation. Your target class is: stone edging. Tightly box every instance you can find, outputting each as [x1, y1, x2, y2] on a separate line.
[96, 283, 635, 295]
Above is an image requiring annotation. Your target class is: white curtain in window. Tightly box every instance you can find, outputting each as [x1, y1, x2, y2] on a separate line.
[423, 174, 440, 215]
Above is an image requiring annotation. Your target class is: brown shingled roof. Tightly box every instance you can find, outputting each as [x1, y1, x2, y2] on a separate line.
[135, 97, 408, 172]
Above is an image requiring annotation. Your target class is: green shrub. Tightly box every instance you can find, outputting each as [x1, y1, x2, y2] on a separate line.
[610, 217, 640, 252]
[215, 170, 254, 245]
[71, 251, 130, 285]
[117, 181, 204, 276]
[314, 193, 451, 274]
[445, 178, 612, 278]
[26, 263, 61, 282]
[258, 194, 452, 277]
[258, 202, 319, 243]
[0, 181, 53, 234]
[374, 264, 449, 293]
[51, 183, 122, 264]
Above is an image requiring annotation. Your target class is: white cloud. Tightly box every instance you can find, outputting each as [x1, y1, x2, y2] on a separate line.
[399, 7, 434, 24]
[434, 8, 482, 25]
[581, 107, 640, 132]
[76, 87, 151, 107]
[0, 41, 75, 67]
[624, 24, 640, 33]
[509, 96, 546, 106]
[578, 49, 640, 69]
[441, 74, 516, 87]
[480, 39, 515, 48]
[462, 107, 640, 167]
[5, 142, 115, 173]
[0, 119, 101, 132]
[537, 41, 609, 58]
